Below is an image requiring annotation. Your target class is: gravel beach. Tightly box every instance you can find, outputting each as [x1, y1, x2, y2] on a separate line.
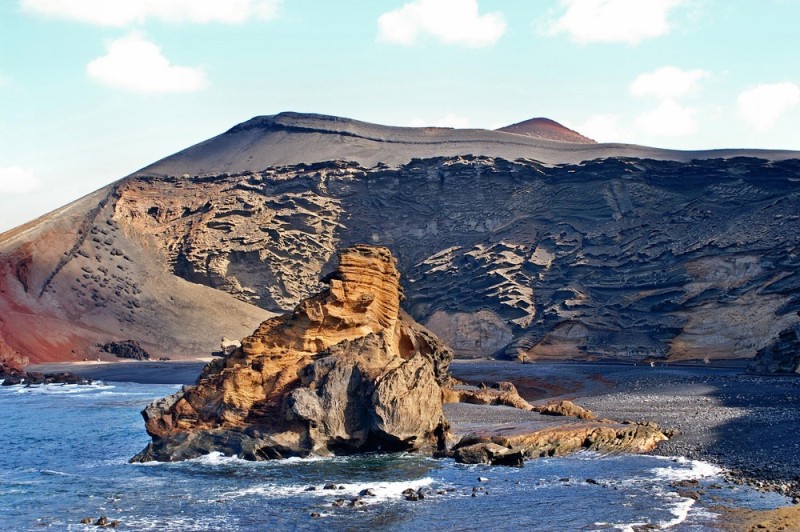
[450, 360, 800, 500]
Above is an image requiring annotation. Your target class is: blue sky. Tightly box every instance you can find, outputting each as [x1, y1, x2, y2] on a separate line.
[1, 0, 799, 232]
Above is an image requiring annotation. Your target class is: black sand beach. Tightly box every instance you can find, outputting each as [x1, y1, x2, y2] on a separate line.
[27, 361, 208, 385]
[449, 360, 800, 501]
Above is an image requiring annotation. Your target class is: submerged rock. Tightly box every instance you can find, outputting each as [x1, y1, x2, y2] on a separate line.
[131, 245, 452, 462]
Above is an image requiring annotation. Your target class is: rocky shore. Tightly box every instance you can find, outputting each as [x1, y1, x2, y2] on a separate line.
[576, 368, 800, 501]
[450, 360, 800, 501]
[131, 246, 666, 464]
[0, 361, 92, 386]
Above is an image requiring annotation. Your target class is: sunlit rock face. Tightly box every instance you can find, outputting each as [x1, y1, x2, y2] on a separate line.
[132, 245, 453, 462]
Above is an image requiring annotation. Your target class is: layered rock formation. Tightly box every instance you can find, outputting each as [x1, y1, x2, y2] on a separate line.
[451, 420, 667, 461]
[749, 325, 800, 374]
[443, 381, 665, 465]
[1, 113, 799, 364]
[132, 245, 452, 462]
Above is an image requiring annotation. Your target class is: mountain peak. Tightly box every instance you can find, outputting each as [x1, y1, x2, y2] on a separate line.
[496, 117, 596, 144]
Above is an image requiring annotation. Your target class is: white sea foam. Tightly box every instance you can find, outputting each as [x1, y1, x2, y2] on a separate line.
[181, 451, 328, 467]
[11, 382, 114, 395]
[657, 490, 697, 528]
[115, 515, 231, 532]
[651, 456, 722, 481]
[222, 477, 435, 505]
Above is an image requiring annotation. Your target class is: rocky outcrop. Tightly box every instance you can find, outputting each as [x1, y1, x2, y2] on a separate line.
[749, 325, 800, 374]
[451, 421, 666, 462]
[443, 381, 534, 411]
[443, 380, 665, 464]
[131, 245, 452, 462]
[100, 340, 150, 360]
[444, 381, 597, 420]
[532, 400, 597, 420]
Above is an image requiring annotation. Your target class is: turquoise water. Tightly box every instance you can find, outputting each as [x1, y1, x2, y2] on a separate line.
[0, 381, 788, 531]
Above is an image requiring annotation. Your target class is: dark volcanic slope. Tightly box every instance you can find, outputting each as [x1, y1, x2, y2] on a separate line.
[137, 112, 798, 177]
[497, 118, 596, 144]
[1, 113, 799, 364]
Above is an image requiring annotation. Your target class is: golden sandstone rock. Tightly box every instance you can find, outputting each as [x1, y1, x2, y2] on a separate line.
[132, 245, 452, 462]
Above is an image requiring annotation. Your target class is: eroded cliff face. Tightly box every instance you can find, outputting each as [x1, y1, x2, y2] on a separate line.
[1, 113, 799, 364]
[749, 325, 800, 374]
[115, 156, 800, 362]
[132, 245, 452, 462]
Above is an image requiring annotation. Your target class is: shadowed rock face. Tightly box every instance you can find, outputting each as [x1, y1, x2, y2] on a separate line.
[1, 113, 799, 363]
[116, 156, 800, 362]
[132, 245, 452, 462]
[749, 325, 800, 374]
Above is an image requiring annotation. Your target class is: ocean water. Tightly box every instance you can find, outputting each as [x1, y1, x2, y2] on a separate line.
[0, 381, 788, 531]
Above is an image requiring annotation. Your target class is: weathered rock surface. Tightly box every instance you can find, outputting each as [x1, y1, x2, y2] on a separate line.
[100, 340, 150, 360]
[451, 420, 666, 461]
[443, 381, 534, 411]
[452, 442, 525, 467]
[532, 400, 597, 420]
[131, 245, 452, 462]
[1, 113, 799, 364]
[749, 324, 800, 374]
[443, 380, 660, 464]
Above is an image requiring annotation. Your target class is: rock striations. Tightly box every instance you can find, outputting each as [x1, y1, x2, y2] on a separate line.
[132, 245, 452, 462]
[1, 112, 799, 364]
[749, 324, 800, 374]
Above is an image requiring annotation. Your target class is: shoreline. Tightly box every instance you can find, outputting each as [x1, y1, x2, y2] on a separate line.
[27, 359, 800, 497]
[448, 360, 800, 497]
[19, 357, 800, 528]
[27, 359, 210, 385]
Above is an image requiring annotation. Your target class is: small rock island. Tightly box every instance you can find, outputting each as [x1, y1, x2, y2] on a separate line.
[132, 245, 452, 461]
[132, 245, 666, 463]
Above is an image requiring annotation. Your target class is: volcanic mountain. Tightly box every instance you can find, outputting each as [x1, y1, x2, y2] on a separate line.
[1, 112, 799, 365]
[496, 117, 596, 144]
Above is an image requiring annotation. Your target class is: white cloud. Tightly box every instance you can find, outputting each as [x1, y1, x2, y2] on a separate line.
[20, 0, 280, 26]
[378, 0, 506, 47]
[573, 114, 629, 143]
[737, 82, 800, 131]
[87, 33, 208, 93]
[635, 99, 698, 136]
[0, 167, 43, 195]
[407, 113, 472, 128]
[630, 66, 709, 100]
[545, 0, 684, 45]
[625, 66, 708, 138]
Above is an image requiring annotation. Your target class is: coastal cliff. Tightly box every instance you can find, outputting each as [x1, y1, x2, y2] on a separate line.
[132, 245, 452, 461]
[2, 113, 798, 365]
